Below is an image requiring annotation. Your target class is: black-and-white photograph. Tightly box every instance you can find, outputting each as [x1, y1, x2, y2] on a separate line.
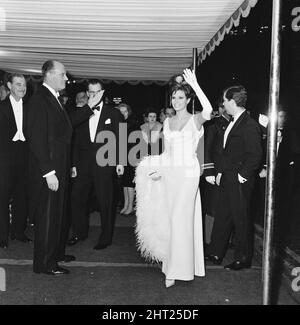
[0, 0, 299, 308]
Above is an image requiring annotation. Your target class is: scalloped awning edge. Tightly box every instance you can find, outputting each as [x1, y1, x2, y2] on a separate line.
[199, 0, 258, 64]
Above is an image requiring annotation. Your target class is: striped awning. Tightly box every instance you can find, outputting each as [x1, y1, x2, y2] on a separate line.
[0, 0, 257, 84]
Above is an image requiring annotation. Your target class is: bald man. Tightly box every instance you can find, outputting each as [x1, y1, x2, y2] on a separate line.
[27, 60, 101, 275]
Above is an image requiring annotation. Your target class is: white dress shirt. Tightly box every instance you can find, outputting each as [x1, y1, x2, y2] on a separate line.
[223, 109, 245, 148]
[89, 101, 103, 142]
[10, 95, 26, 142]
[222, 109, 247, 182]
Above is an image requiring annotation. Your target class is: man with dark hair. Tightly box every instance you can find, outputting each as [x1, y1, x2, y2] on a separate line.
[205, 85, 262, 270]
[27, 60, 101, 275]
[68, 79, 124, 249]
[0, 74, 31, 248]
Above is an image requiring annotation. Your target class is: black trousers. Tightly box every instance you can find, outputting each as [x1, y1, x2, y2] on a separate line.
[70, 165, 117, 245]
[33, 172, 69, 272]
[0, 143, 28, 242]
[33, 190, 61, 271]
[207, 171, 255, 262]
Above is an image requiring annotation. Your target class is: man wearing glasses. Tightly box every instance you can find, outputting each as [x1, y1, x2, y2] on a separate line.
[68, 79, 124, 250]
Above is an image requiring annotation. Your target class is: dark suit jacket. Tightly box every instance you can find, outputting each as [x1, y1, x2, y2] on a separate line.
[0, 96, 28, 166]
[72, 104, 122, 173]
[260, 125, 299, 174]
[27, 85, 93, 218]
[202, 115, 230, 177]
[215, 111, 262, 180]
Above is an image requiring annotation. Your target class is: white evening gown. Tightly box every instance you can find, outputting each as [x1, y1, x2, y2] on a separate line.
[135, 116, 205, 281]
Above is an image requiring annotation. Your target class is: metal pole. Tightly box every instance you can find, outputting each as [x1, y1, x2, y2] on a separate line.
[262, 0, 282, 305]
[192, 48, 197, 113]
[192, 48, 197, 71]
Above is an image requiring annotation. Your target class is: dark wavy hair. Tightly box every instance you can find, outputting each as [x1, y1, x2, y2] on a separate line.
[223, 85, 247, 108]
[6, 73, 25, 84]
[86, 79, 104, 91]
[144, 106, 158, 117]
[116, 103, 132, 116]
[170, 82, 193, 99]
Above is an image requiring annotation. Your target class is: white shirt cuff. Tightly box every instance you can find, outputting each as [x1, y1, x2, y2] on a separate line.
[12, 131, 26, 142]
[43, 170, 56, 178]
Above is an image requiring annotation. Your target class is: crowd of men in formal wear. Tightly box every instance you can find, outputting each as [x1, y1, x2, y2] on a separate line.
[201, 99, 300, 269]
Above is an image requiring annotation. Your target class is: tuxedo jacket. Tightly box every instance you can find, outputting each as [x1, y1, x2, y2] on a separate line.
[202, 115, 230, 177]
[0, 96, 28, 166]
[260, 124, 300, 174]
[27, 85, 92, 217]
[215, 111, 262, 180]
[72, 104, 122, 173]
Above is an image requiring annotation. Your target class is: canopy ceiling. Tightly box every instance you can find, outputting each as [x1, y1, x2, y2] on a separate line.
[0, 0, 257, 84]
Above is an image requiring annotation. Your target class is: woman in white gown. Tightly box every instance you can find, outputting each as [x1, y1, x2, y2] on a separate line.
[135, 69, 213, 288]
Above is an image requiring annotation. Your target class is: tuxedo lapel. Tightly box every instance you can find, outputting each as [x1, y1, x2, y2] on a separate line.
[22, 102, 28, 136]
[2, 97, 17, 136]
[94, 104, 107, 143]
[41, 86, 72, 129]
[224, 111, 247, 149]
[42, 86, 64, 114]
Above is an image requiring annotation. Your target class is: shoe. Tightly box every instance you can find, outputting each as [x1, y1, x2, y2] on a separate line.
[57, 255, 76, 263]
[36, 267, 70, 275]
[0, 240, 8, 248]
[205, 254, 222, 265]
[11, 235, 32, 243]
[93, 243, 110, 250]
[67, 236, 82, 246]
[165, 279, 175, 288]
[224, 261, 251, 271]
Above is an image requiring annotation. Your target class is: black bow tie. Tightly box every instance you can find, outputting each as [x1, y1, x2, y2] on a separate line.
[229, 116, 234, 122]
[92, 100, 103, 111]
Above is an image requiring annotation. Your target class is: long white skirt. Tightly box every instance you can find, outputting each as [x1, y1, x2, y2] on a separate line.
[135, 154, 205, 281]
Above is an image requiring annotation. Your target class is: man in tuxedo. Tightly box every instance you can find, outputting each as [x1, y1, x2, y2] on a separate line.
[0, 74, 31, 248]
[68, 79, 124, 249]
[27, 60, 99, 275]
[205, 85, 262, 270]
[201, 103, 230, 244]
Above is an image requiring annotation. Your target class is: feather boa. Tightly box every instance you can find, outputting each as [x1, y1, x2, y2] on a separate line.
[134, 155, 170, 263]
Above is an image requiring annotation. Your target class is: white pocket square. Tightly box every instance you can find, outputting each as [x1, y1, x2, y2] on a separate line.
[105, 118, 111, 124]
